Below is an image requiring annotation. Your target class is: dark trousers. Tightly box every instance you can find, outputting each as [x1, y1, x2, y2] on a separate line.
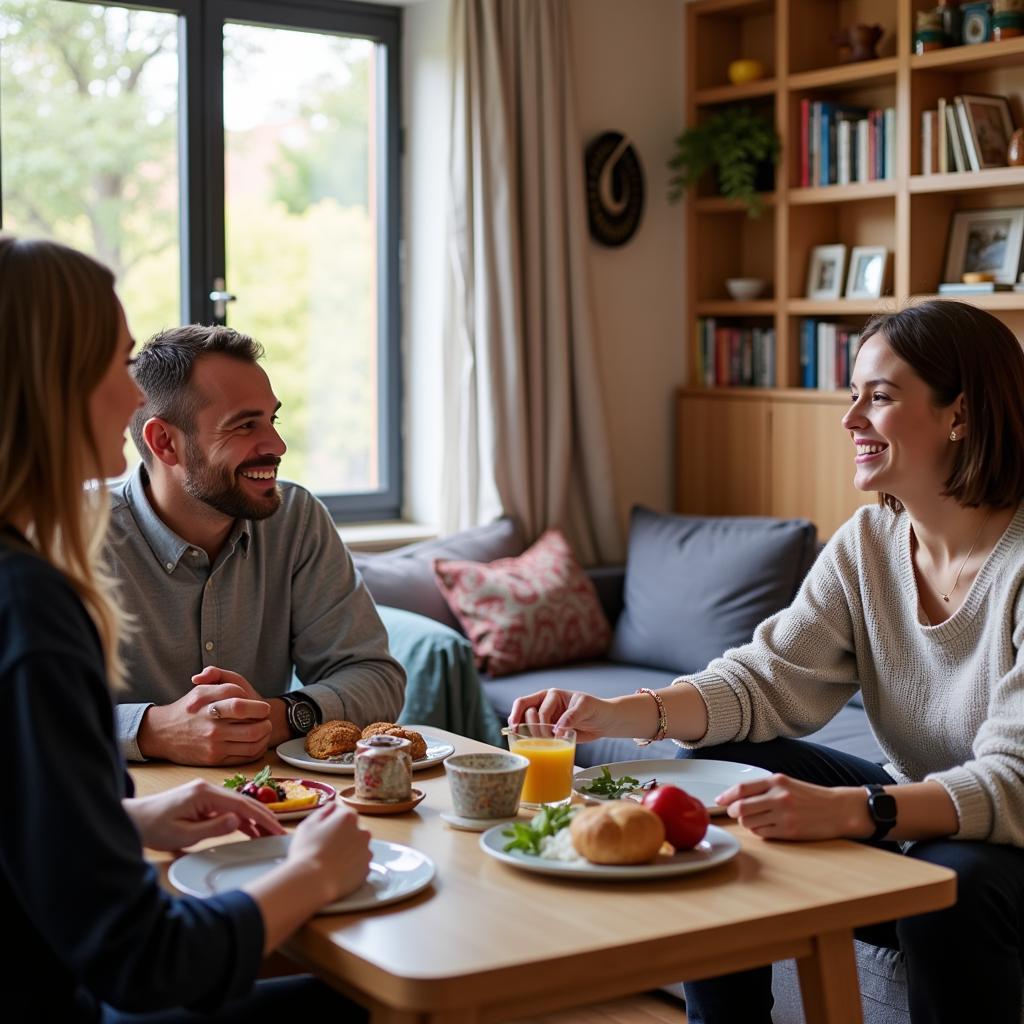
[101, 975, 365, 1023]
[678, 739, 1024, 1024]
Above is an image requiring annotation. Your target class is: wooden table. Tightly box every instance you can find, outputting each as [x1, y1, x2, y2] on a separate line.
[133, 728, 956, 1024]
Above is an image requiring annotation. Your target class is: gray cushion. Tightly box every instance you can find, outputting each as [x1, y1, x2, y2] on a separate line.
[353, 517, 524, 631]
[611, 507, 818, 674]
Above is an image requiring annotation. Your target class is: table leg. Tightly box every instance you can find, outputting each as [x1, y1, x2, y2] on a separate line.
[796, 928, 862, 1024]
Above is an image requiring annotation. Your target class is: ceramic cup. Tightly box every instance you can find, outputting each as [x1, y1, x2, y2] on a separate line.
[444, 752, 529, 820]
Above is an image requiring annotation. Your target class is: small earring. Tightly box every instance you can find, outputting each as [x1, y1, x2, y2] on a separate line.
[949, 430, 958, 441]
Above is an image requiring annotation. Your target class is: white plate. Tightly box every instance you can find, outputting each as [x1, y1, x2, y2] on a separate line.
[276, 733, 456, 776]
[479, 822, 740, 880]
[573, 758, 771, 815]
[169, 835, 435, 913]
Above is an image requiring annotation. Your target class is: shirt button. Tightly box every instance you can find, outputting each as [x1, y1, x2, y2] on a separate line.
[190, 549, 199, 557]
[205, 641, 214, 651]
[165, 562, 174, 572]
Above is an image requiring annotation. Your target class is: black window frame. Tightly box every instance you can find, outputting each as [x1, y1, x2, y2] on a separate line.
[2, 0, 403, 521]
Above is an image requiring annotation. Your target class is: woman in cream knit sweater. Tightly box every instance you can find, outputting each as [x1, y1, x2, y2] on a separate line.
[511, 300, 1024, 1024]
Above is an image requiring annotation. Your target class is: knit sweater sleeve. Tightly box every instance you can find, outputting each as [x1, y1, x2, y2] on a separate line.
[676, 529, 862, 749]
[924, 585, 1024, 845]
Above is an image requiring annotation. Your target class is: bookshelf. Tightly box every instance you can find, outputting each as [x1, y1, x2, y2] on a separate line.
[678, 0, 1024, 537]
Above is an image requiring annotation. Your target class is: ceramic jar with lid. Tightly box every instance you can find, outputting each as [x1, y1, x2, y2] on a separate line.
[354, 734, 412, 802]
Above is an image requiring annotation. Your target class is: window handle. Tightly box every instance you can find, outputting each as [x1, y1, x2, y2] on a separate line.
[209, 277, 237, 318]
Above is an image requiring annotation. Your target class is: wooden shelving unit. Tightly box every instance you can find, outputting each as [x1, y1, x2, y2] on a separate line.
[678, 0, 1024, 537]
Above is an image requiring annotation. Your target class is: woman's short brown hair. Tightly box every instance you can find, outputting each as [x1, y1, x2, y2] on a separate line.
[859, 300, 1024, 512]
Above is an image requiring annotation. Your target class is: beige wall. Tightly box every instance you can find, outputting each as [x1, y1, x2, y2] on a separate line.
[568, 0, 686, 531]
[402, 0, 687, 533]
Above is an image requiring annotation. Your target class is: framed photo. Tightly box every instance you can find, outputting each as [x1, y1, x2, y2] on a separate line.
[845, 246, 889, 299]
[943, 207, 1024, 285]
[958, 94, 1015, 169]
[805, 244, 847, 300]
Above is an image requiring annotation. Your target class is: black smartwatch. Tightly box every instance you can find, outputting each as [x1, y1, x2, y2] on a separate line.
[279, 693, 321, 737]
[864, 784, 898, 841]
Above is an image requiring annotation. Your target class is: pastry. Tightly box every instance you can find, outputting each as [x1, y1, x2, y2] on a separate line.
[569, 802, 665, 865]
[305, 719, 362, 759]
[383, 726, 428, 761]
[361, 721, 397, 739]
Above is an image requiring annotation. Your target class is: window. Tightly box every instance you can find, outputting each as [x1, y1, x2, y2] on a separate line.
[0, 0, 402, 519]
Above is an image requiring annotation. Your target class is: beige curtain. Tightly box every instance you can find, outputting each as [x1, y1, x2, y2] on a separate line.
[441, 0, 623, 565]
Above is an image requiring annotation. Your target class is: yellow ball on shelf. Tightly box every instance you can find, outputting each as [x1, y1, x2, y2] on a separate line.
[727, 59, 766, 85]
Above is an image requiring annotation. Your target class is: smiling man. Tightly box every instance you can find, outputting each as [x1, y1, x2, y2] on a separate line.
[106, 325, 405, 765]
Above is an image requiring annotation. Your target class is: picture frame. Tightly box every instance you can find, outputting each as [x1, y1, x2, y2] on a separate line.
[845, 246, 889, 299]
[943, 207, 1024, 285]
[957, 94, 1016, 170]
[805, 244, 848, 300]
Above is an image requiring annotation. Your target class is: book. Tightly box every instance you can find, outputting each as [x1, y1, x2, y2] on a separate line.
[800, 98, 810, 188]
[800, 319, 817, 388]
[945, 103, 967, 172]
[884, 108, 896, 179]
[937, 98, 948, 174]
[937, 282, 1013, 293]
[856, 118, 870, 182]
[922, 110, 938, 175]
[954, 96, 980, 172]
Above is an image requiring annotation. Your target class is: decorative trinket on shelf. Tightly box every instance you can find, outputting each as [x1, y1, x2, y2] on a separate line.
[833, 23, 884, 62]
[915, 10, 947, 52]
[727, 58, 766, 85]
[1008, 129, 1024, 167]
[961, 2, 994, 43]
[937, 0, 963, 45]
[993, 0, 1024, 38]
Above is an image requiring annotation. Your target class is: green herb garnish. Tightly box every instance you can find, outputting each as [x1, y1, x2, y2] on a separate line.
[223, 765, 272, 790]
[501, 804, 576, 855]
[579, 766, 651, 799]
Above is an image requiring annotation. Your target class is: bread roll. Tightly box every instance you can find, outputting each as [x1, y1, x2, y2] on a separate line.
[569, 802, 666, 865]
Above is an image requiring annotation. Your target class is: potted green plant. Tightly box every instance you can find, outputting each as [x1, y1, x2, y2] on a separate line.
[667, 106, 780, 217]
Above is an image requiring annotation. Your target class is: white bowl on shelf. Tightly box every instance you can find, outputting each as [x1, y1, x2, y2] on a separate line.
[725, 277, 768, 301]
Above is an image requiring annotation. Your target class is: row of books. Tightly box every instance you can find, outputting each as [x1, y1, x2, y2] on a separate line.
[800, 320, 863, 391]
[799, 101, 896, 188]
[696, 318, 776, 388]
[920, 97, 995, 174]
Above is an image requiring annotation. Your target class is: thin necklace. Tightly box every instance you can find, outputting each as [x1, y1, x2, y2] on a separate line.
[934, 510, 992, 603]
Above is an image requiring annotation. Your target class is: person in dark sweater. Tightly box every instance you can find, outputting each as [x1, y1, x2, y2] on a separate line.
[0, 234, 372, 1022]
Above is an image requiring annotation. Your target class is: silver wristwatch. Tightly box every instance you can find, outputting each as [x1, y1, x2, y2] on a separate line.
[279, 693, 321, 737]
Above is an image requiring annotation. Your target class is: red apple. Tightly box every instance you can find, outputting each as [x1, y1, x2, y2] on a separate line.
[641, 784, 709, 850]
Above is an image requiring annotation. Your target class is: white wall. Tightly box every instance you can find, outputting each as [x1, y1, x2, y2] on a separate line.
[567, 0, 687, 530]
[401, 0, 687, 533]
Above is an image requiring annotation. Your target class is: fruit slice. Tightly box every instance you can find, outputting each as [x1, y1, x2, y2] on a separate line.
[266, 780, 321, 813]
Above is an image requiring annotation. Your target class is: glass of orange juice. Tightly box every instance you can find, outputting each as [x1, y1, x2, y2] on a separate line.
[505, 723, 577, 807]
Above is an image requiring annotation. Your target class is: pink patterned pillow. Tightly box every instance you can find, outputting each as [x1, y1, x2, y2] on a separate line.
[433, 529, 611, 677]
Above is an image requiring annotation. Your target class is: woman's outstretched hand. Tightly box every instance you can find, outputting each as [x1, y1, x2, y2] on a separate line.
[715, 773, 873, 841]
[508, 688, 622, 743]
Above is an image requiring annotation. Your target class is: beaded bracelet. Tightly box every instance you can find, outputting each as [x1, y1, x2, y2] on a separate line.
[633, 687, 667, 746]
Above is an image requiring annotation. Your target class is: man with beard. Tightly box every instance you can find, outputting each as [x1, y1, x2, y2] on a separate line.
[106, 325, 405, 765]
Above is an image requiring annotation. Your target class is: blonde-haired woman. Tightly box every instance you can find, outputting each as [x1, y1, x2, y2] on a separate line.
[0, 235, 372, 1022]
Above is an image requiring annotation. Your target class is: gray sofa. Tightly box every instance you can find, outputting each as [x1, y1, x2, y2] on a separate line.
[352, 509, 939, 1024]
[356, 508, 882, 767]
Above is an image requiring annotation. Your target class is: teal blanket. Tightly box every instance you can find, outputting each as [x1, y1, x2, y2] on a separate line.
[381, 605, 504, 747]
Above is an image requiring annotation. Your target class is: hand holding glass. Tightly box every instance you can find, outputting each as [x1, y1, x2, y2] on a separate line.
[504, 723, 577, 807]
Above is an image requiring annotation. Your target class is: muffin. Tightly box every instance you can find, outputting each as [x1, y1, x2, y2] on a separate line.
[383, 726, 428, 761]
[361, 721, 397, 740]
[305, 719, 362, 759]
